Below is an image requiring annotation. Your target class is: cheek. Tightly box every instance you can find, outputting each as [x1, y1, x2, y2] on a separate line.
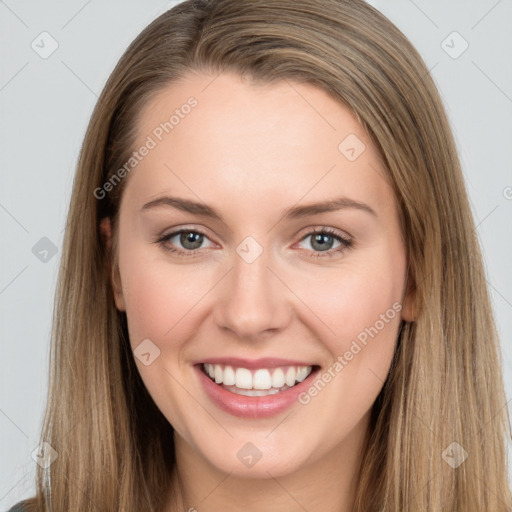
[293, 241, 406, 414]
[118, 249, 213, 434]
[301, 248, 405, 350]
[121, 257, 204, 349]
[291, 255, 404, 441]
[120, 234, 406, 361]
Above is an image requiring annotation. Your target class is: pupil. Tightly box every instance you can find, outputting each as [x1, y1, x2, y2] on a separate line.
[312, 234, 333, 251]
[181, 232, 203, 250]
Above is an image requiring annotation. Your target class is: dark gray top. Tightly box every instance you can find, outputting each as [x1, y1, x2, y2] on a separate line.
[6, 503, 27, 512]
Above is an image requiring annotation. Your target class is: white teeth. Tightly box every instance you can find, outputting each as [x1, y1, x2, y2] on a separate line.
[235, 368, 252, 389]
[253, 369, 272, 390]
[223, 365, 235, 386]
[214, 365, 223, 384]
[285, 367, 296, 387]
[271, 368, 285, 388]
[202, 363, 314, 391]
[296, 366, 311, 383]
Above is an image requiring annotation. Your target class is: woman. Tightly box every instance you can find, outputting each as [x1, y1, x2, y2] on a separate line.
[10, 0, 511, 510]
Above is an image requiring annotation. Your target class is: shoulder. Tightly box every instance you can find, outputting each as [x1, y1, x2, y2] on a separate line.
[6, 503, 28, 512]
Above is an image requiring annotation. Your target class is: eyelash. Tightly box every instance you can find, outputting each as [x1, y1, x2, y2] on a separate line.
[155, 227, 353, 259]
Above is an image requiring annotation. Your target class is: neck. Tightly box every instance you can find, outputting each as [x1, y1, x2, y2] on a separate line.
[168, 412, 370, 512]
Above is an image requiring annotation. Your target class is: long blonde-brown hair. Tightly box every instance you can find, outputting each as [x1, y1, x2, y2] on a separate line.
[21, 0, 511, 510]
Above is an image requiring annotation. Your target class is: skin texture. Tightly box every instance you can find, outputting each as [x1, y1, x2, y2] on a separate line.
[101, 71, 415, 512]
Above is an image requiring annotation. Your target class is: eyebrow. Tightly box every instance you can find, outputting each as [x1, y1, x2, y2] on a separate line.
[141, 195, 377, 220]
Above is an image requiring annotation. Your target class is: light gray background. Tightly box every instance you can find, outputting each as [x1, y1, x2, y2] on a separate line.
[1, 0, 511, 508]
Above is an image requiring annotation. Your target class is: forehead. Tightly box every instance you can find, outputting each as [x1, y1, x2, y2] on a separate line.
[136, 70, 369, 159]
[124, 71, 392, 217]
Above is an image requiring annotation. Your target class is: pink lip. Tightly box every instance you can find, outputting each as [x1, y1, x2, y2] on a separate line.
[197, 357, 315, 369]
[195, 363, 319, 419]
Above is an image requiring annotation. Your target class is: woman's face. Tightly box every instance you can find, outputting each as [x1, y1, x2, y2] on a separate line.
[108, 71, 414, 478]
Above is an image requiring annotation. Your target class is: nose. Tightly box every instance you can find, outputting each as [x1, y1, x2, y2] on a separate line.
[212, 245, 292, 341]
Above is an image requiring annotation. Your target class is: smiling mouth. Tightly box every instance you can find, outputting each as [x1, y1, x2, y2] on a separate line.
[201, 363, 319, 397]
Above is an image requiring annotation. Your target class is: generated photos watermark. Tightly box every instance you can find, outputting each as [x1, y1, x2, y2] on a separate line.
[298, 301, 402, 405]
[94, 96, 198, 200]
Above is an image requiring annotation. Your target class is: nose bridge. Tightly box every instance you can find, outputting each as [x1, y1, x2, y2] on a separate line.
[213, 238, 290, 339]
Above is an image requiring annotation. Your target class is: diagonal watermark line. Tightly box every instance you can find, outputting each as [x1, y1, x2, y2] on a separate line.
[408, 61, 439, 93]
[487, 279, 512, 309]
[471, 0, 503, 30]
[0, 202, 29, 233]
[367, 367, 385, 384]
[201, 71, 222, 93]
[61, 61, 98, 98]
[0, 265, 28, 295]
[367, 161, 388, 184]
[411, 404, 437, 437]
[406, 0, 439, 28]
[472, 61, 512, 105]
[61, 0, 93, 29]
[163, 267, 234, 337]
[63, 389, 108, 438]
[265, 410, 294, 438]
[58, 468, 104, 511]
[400, 471, 440, 512]
[161, 365, 234, 438]
[266, 164, 336, 234]
[0, 474, 27, 503]
[0, 62, 29, 92]
[265, 266, 336, 335]
[471, 396, 512, 442]
[0, 0, 29, 28]
[284, 79, 336, 130]
[0, 407, 29, 439]
[475, 204, 499, 230]
[197, 471, 233, 504]
[265, 471, 309, 511]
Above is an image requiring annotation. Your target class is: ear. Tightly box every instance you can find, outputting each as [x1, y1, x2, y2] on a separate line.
[401, 263, 417, 322]
[99, 217, 126, 311]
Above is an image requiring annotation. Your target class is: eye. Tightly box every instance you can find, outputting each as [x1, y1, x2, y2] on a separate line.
[155, 226, 353, 259]
[156, 228, 215, 256]
[296, 227, 353, 258]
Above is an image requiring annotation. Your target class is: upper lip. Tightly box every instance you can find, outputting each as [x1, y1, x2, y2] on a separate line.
[196, 357, 317, 369]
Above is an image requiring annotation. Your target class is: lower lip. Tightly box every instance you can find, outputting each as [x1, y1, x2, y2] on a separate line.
[195, 365, 319, 419]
